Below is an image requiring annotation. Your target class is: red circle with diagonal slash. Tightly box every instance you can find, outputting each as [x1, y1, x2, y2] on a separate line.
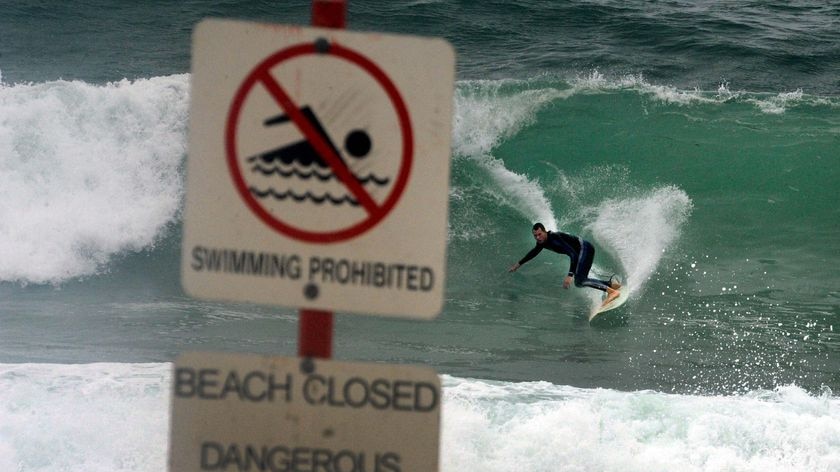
[225, 41, 413, 243]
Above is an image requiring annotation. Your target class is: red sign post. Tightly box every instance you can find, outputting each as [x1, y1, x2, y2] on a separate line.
[298, 0, 347, 359]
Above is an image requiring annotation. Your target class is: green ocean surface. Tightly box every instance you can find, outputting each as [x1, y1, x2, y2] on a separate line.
[1, 1, 839, 470]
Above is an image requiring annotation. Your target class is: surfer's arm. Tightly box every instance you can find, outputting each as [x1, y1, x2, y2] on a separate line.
[563, 246, 575, 288]
[561, 257, 575, 288]
[510, 245, 543, 272]
[565, 247, 577, 278]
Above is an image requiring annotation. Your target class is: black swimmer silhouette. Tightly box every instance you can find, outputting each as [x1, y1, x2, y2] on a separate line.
[250, 106, 371, 170]
[245, 105, 386, 207]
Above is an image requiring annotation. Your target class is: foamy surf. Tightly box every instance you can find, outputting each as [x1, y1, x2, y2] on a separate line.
[2, 363, 838, 472]
[0, 75, 189, 284]
[442, 375, 840, 472]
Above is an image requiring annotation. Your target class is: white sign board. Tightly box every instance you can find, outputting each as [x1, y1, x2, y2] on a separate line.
[182, 19, 454, 318]
[169, 352, 441, 471]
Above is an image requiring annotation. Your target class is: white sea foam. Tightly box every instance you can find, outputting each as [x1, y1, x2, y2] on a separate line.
[452, 81, 568, 230]
[2, 363, 839, 472]
[0, 75, 189, 284]
[750, 89, 804, 115]
[569, 70, 722, 106]
[443, 376, 840, 472]
[452, 80, 571, 158]
[567, 70, 840, 115]
[0, 363, 170, 472]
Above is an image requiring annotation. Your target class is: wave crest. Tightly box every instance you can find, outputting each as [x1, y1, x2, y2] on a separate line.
[0, 75, 189, 284]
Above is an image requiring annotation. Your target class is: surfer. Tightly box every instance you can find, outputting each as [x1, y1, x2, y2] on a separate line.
[509, 223, 621, 306]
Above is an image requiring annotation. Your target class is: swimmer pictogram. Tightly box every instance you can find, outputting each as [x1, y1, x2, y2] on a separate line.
[225, 39, 413, 243]
[246, 106, 390, 207]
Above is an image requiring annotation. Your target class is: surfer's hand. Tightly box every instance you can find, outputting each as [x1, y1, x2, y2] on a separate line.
[508, 263, 520, 273]
[563, 275, 573, 289]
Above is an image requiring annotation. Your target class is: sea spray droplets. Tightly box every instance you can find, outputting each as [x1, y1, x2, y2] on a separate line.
[588, 186, 693, 297]
[643, 254, 834, 393]
[481, 157, 557, 231]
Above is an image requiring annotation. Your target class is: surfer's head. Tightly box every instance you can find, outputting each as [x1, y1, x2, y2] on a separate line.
[532, 222, 548, 244]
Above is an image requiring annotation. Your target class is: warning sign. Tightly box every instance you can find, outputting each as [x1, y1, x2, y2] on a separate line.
[182, 20, 455, 318]
[169, 352, 441, 472]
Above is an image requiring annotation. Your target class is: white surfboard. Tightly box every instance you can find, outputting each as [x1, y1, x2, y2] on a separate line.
[588, 285, 629, 323]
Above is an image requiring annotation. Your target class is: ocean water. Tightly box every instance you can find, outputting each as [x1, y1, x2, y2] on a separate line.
[1, 1, 839, 470]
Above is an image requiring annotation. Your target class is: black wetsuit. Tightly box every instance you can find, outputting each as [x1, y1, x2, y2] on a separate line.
[518, 231, 610, 292]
